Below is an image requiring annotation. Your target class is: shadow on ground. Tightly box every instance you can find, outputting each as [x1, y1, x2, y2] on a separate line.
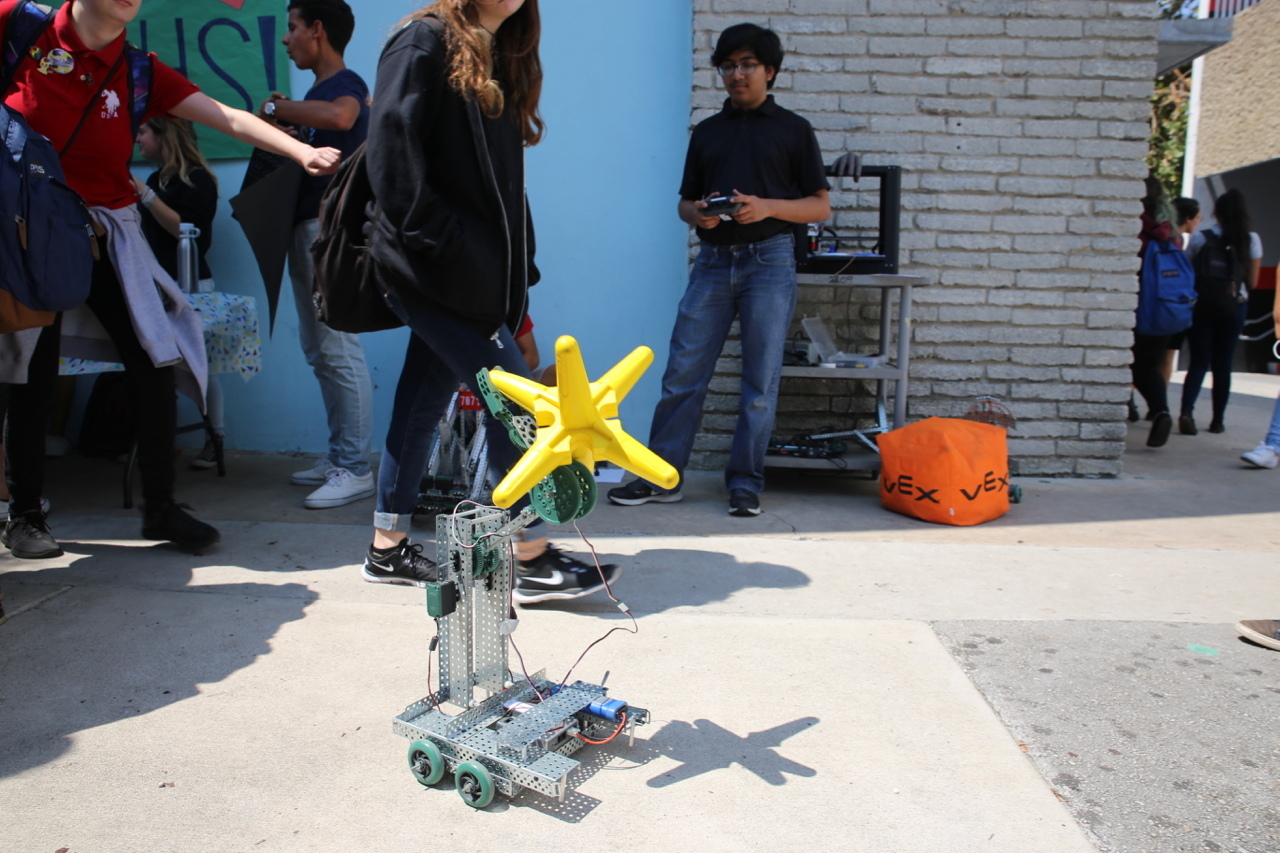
[0, 542, 315, 779]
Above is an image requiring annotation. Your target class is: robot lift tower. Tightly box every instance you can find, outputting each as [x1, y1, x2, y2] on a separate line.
[392, 336, 678, 809]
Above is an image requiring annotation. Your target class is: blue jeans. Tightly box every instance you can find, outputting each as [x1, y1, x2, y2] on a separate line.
[290, 219, 373, 476]
[1180, 301, 1248, 424]
[1265, 394, 1280, 449]
[374, 289, 534, 533]
[645, 231, 798, 496]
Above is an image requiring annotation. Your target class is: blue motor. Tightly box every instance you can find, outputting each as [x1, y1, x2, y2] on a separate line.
[586, 696, 628, 722]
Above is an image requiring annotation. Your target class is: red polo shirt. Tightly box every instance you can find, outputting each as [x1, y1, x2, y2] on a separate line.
[0, 0, 199, 209]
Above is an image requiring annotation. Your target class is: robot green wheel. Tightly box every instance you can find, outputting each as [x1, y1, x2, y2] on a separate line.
[454, 760, 495, 808]
[1009, 484, 1023, 504]
[407, 739, 446, 786]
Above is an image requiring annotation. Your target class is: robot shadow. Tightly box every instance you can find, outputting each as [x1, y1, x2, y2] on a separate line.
[503, 715, 819, 824]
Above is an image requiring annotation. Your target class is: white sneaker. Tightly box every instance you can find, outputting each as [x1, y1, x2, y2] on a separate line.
[304, 468, 375, 509]
[290, 456, 335, 486]
[0, 497, 51, 520]
[1241, 443, 1280, 469]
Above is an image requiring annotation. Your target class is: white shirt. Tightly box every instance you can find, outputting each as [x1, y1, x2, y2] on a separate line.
[1186, 224, 1263, 261]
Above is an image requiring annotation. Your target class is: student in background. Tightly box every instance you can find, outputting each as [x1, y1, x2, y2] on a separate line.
[1161, 196, 1203, 387]
[133, 117, 226, 468]
[1179, 188, 1261, 436]
[608, 23, 830, 515]
[259, 0, 374, 511]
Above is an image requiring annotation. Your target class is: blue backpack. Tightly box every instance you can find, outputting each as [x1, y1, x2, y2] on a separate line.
[1135, 238, 1196, 337]
[0, 1, 153, 313]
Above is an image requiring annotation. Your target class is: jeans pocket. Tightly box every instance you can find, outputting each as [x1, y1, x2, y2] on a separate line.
[757, 245, 795, 268]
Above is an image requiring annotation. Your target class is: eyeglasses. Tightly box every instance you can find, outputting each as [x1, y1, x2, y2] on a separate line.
[717, 61, 761, 77]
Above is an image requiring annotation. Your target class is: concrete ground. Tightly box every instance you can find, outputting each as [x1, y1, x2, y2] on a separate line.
[2, 373, 1277, 853]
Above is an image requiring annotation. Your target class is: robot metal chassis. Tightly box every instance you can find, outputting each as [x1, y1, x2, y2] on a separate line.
[392, 505, 648, 808]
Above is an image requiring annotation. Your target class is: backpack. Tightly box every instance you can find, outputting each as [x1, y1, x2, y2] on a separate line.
[1191, 229, 1247, 320]
[1135, 238, 1196, 337]
[309, 140, 403, 334]
[0, 1, 153, 314]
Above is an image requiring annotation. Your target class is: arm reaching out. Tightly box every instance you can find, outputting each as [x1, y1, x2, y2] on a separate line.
[170, 92, 340, 175]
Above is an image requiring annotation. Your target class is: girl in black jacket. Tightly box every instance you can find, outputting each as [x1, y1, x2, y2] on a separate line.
[362, 0, 617, 602]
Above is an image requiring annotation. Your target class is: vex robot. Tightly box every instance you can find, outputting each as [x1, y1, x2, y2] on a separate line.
[393, 337, 678, 809]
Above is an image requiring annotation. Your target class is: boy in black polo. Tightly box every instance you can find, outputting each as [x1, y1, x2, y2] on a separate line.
[609, 23, 830, 517]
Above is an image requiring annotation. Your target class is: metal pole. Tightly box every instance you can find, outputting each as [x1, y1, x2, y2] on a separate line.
[894, 283, 912, 429]
[1180, 0, 1212, 198]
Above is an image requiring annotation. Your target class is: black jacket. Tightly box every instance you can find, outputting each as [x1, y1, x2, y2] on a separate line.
[367, 18, 537, 336]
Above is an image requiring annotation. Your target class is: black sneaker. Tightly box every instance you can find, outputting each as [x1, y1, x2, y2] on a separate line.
[363, 539, 438, 587]
[1146, 412, 1172, 448]
[2, 511, 64, 559]
[607, 479, 682, 506]
[514, 545, 620, 604]
[728, 488, 761, 517]
[1178, 414, 1197, 436]
[142, 502, 221, 550]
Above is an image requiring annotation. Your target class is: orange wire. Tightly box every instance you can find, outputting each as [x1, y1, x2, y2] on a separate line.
[575, 711, 628, 745]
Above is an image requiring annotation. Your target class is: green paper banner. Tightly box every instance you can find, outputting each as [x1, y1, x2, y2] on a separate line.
[125, 0, 292, 160]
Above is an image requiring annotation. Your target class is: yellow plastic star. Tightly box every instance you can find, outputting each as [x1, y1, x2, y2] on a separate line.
[487, 336, 679, 508]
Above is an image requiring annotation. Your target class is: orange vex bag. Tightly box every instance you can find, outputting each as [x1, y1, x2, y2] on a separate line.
[878, 417, 1010, 526]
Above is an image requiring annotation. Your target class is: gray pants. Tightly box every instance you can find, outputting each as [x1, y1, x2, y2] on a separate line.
[288, 218, 373, 476]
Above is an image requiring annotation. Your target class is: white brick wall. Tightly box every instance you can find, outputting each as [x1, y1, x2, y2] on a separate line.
[689, 0, 1158, 477]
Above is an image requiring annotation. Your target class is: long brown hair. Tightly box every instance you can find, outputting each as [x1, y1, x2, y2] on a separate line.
[397, 0, 544, 146]
[146, 117, 218, 191]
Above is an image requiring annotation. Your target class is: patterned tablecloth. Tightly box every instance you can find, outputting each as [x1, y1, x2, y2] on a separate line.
[59, 292, 262, 381]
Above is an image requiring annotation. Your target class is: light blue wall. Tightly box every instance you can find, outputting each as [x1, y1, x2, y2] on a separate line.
[148, 0, 693, 454]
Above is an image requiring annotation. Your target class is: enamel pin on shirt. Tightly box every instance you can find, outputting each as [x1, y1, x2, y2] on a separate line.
[39, 48, 75, 76]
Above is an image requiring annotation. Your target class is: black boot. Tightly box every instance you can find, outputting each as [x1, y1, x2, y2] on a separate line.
[142, 501, 220, 550]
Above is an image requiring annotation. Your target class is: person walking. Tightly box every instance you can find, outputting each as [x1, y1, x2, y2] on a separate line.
[0, 0, 339, 560]
[1239, 284, 1280, 469]
[260, 0, 375, 509]
[1179, 188, 1261, 436]
[361, 0, 617, 603]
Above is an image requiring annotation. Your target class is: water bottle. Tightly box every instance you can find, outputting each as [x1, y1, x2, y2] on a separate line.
[177, 222, 201, 294]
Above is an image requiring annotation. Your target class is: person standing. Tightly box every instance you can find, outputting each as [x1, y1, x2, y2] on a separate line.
[608, 23, 830, 517]
[0, 0, 339, 560]
[260, 0, 374, 510]
[133, 117, 227, 468]
[1179, 188, 1261, 436]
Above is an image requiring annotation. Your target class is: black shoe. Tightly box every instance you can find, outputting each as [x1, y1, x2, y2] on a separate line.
[1208, 420, 1225, 434]
[607, 479, 682, 506]
[0, 586, 6, 626]
[2, 511, 64, 559]
[728, 488, 761, 517]
[1146, 412, 1172, 448]
[142, 502, 220, 550]
[363, 539, 438, 587]
[1178, 414, 1197, 436]
[514, 545, 620, 604]
[1127, 396, 1140, 423]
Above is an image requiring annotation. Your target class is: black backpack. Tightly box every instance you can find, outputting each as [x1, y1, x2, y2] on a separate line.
[1191, 229, 1247, 320]
[309, 140, 403, 334]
